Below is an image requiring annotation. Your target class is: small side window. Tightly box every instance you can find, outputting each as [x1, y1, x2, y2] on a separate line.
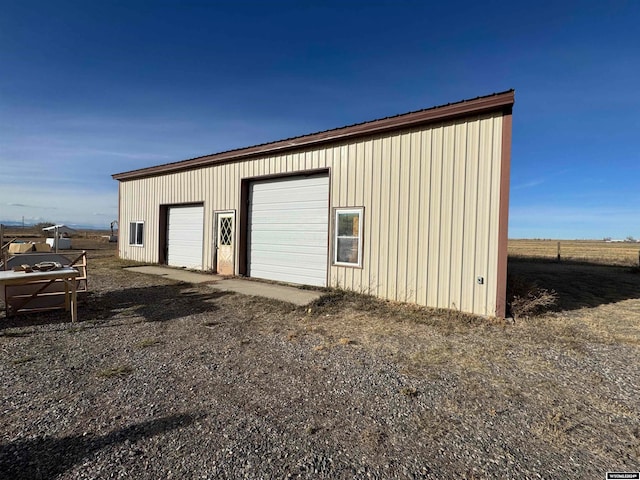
[334, 208, 363, 267]
[129, 221, 144, 246]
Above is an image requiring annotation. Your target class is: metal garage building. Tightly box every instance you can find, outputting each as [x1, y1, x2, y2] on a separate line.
[113, 90, 514, 317]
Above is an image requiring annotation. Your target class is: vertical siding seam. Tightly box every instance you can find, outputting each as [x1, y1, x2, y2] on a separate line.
[455, 123, 464, 310]
[372, 138, 380, 296]
[447, 128, 454, 309]
[422, 130, 430, 305]
[345, 145, 352, 289]
[434, 129, 442, 304]
[396, 134, 403, 301]
[403, 133, 410, 302]
[408, 132, 416, 302]
[224, 163, 228, 209]
[384, 138, 391, 299]
[393, 135, 401, 300]
[415, 131, 422, 304]
[378, 137, 383, 298]
[471, 121, 481, 313]
[366, 141, 373, 293]
[404, 133, 412, 302]
[352, 142, 358, 206]
[460, 121, 469, 312]
[446, 125, 456, 309]
[328, 147, 335, 287]
[485, 119, 496, 313]
[359, 140, 366, 290]
[385, 139, 392, 299]
[349, 145, 355, 287]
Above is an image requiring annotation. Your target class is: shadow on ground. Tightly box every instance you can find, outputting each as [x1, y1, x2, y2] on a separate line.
[0, 413, 198, 479]
[0, 283, 233, 330]
[508, 257, 640, 311]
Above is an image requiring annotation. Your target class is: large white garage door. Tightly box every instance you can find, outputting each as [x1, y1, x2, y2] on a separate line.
[167, 205, 204, 269]
[249, 175, 329, 286]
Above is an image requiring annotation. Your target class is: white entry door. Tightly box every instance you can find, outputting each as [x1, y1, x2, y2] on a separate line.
[167, 205, 204, 269]
[215, 211, 235, 275]
[248, 174, 329, 286]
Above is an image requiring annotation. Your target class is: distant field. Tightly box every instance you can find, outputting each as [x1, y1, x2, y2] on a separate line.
[4, 227, 640, 266]
[509, 239, 640, 266]
[1, 226, 110, 241]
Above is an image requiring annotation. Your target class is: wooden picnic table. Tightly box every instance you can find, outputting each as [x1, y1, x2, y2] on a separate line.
[0, 267, 80, 322]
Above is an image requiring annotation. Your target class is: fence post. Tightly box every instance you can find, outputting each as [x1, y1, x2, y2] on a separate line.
[557, 241, 561, 263]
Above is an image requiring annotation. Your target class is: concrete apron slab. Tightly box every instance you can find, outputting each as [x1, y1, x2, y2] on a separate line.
[125, 266, 218, 284]
[125, 266, 323, 306]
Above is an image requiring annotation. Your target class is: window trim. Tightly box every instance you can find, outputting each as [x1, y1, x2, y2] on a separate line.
[333, 207, 364, 267]
[129, 221, 144, 247]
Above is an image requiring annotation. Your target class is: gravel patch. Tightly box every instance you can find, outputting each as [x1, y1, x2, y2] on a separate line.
[1, 255, 639, 479]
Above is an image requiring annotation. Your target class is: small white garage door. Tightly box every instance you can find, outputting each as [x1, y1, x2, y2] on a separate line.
[249, 175, 329, 286]
[167, 205, 204, 269]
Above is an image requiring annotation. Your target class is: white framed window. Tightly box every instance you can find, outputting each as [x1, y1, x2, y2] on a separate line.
[129, 221, 144, 246]
[334, 208, 363, 267]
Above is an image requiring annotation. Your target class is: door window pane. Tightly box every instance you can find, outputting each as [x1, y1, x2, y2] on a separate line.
[219, 217, 233, 246]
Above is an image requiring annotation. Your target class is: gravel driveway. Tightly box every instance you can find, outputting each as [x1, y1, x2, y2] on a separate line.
[1, 253, 639, 479]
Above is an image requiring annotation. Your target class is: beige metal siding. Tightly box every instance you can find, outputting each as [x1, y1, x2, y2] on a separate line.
[118, 112, 505, 316]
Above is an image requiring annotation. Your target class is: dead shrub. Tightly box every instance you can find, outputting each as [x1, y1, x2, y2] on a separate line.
[507, 274, 558, 321]
[399, 386, 418, 397]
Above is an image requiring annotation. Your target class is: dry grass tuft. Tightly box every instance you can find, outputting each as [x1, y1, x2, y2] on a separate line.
[97, 365, 134, 378]
[135, 338, 163, 349]
[399, 386, 418, 397]
[304, 425, 320, 435]
[286, 331, 298, 341]
[360, 427, 387, 447]
[531, 409, 582, 447]
[66, 326, 86, 334]
[1, 329, 35, 338]
[11, 355, 36, 365]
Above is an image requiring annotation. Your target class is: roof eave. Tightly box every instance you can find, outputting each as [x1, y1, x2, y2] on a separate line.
[112, 90, 514, 181]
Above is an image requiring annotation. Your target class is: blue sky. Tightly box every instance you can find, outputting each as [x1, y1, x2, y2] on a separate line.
[1, 0, 638, 239]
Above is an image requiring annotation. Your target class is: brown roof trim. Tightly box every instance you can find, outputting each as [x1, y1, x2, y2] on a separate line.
[113, 90, 515, 181]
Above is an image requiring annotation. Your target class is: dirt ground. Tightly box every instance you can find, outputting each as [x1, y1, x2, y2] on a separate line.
[1, 240, 639, 478]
